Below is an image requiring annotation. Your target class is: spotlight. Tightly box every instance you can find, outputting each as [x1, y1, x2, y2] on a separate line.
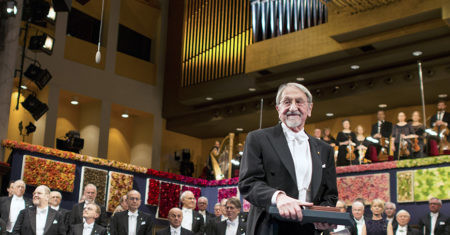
[70, 97, 79, 105]
[24, 64, 52, 89]
[28, 34, 54, 55]
[248, 88, 256, 92]
[22, 0, 50, 27]
[20, 84, 28, 90]
[2, 0, 18, 17]
[121, 112, 129, 118]
[25, 122, 36, 135]
[326, 113, 334, 117]
[205, 97, 213, 101]
[350, 65, 360, 70]
[412, 51, 423, 57]
[46, 6, 56, 24]
[56, 130, 84, 153]
[21, 95, 49, 121]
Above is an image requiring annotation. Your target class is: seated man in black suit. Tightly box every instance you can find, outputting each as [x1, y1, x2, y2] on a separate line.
[69, 184, 108, 227]
[418, 197, 449, 235]
[384, 202, 397, 228]
[0, 218, 6, 235]
[212, 198, 246, 235]
[69, 203, 107, 235]
[12, 185, 66, 235]
[388, 210, 420, 235]
[109, 190, 154, 235]
[180, 191, 204, 235]
[156, 208, 193, 235]
[49, 191, 70, 228]
[0, 180, 33, 233]
[197, 197, 214, 224]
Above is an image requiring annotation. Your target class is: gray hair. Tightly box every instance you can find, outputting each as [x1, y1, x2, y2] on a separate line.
[37, 185, 51, 195]
[396, 209, 410, 217]
[352, 201, 364, 208]
[214, 203, 221, 207]
[429, 197, 442, 205]
[275, 83, 313, 105]
[198, 196, 208, 202]
[385, 202, 396, 209]
[336, 200, 347, 209]
[50, 191, 62, 198]
[84, 183, 97, 191]
[180, 190, 193, 201]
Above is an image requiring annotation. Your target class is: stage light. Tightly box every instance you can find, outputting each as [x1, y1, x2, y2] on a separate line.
[20, 84, 28, 90]
[22, 0, 50, 27]
[121, 112, 129, 118]
[412, 51, 423, 57]
[25, 122, 36, 135]
[236, 128, 244, 131]
[378, 104, 387, 108]
[21, 95, 49, 121]
[248, 88, 256, 92]
[296, 77, 305, 81]
[28, 34, 54, 55]
[24, 64, 52, 89]
[350, 65, 360, 70]
[326, 113, 334, 117]
[56, 130, 84, 153]
[205, 97, 213, 101]
[46, 6, 56, 23]
[4, 0, 18, 17]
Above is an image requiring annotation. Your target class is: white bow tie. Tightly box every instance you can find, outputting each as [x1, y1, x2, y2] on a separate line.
[128, 211, 138, 217]
[84, 223, 93, 229]
[227, 220, 237, 226]
[285, 131, 308, 143]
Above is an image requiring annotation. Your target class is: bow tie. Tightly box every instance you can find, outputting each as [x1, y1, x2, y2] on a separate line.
[128, 211, 139, 217]
[182, 208, 192, 213]
[227, 220, 236, 226]
[171, 228, 179, 234]
[285, 130, 308, 143]
[84, 223, 94, 229]
[37, 208, 47, 214]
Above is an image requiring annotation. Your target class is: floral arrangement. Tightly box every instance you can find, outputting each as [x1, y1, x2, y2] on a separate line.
[146, 179, 160, 206]
[22, 155, 76, 192]
[242, 199, 251, 212]
[397, 155, 450, 168]
[414, 166, 449, 201]
[146, 168, 239, 186]
[3, 140, 147, 174]
[106, 171, 134, 212]
[218, 187, 238, 203]
[158, 182, 181, 218]
[397, 171, 414, 202]
[81, 167, 108, 206]
[337, 173, 390, 205]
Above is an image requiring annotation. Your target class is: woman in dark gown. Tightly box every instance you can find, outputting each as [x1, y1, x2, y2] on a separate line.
[391, 112, 417, 160]
[322, 128, 336, 147]
[336, 119, 358, 166]
[411, 111, 426, 158]
[355, 125, 371, 164]
[362, 199, 388, 235]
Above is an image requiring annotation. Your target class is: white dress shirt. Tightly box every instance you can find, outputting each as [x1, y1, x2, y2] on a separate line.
[438, 111, 444, 121]
[386, 217, 394, 224]
[83, 221, 95, 235]
[36, 207, 49, 235]
[221, 215, 228, 221]
[273, 123, 312, 203]
[170, 225, 181, 235]
[226, 217, 239, 235]
[7, 195, 26, 232]
[51, 205, 60, 211]
[199, 210, 207, 223]
[396, 225, 408, 235]
[128, 211, 139, 235]
[430, 212, 438, 235]
[181, 208, 193, 231]
[354, 217, 365, 235]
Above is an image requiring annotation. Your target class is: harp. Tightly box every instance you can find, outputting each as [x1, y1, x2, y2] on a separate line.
[209, 133, 235, 180]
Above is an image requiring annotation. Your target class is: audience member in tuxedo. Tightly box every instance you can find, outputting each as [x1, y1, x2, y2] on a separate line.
[112, 195, 128, 216]
[361, 199, 387, 235]
[156, 208, 193, 235]
[0, 218, 6, 235]
[314, 128, 322, 140]
[384, 202, 397, 228]
[69, 203, 107, 235]
[213, 203, 222, 218]
[418, 197, 449, 235]
[12, 185, 66, 235]
[387, 210, 420, 235]
[109, 190, 154, 235]
[0, 180, 33, 233]
[69, 184, 108, 227]
[430, 101, 450, 131]
[352, 201, 368, 235]
[216, 199, 228, 222]
[326, 201, 356, 235]
[197, 197, 214, 224]
[49, 191, 70, 231]
[212, 198, 246, 235]
[180, 191, 204, 235]
[322, 128, 337, 147]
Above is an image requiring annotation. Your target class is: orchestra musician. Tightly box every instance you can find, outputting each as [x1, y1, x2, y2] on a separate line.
[410, 111, 425, 158]
[321, 128, 336, 147]
[355, 125, 370, 164]
[336, 119, 358, 166]
[370, 110, 393, 157]
[429, 100, 450, 142]
[391, 112, 417, 159]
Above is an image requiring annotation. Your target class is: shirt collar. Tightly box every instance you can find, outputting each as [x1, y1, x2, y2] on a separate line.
[281, 123, 309, 143]
[182, 207, 192, 213]
[227, 217, 239, 226]
[128, 210, 139, 217]
[430, 212, 439, 217]
[84, 222, 94, 229]
[50, 205, 59, 211]
[170, 225, 181, 231]
[354, 217, 364, 224]
[37, 206, 48, 214]
[12, 195, 24, 201]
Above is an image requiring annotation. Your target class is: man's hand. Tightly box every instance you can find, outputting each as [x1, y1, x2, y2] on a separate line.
[276, 193, 313, 221]
[314, 222, 337, 231]
[374, 133, 382, 139]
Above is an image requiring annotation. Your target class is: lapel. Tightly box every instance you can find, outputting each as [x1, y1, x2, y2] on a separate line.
[267, 123, 297, 185]
[124, 211, 129, 234]
[191, 210, 196, 228]
[78, 202, 85, 219]
[44, 208, 56, 234]
[92, 223, 102, 235]
[236, 219, 246, 235]
[5, 197, 12, 216]
[307, 135, 323, 200]
[29, 207, 37, 234]
[136, 211, 142, 233]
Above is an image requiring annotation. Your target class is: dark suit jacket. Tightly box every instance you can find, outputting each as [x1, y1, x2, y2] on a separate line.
[238, 124, 338, 235]
[68, 223, 107, 235]
[392, 224, 421, 235]
[12, 207, 66, 235]
[430, 111, 450, 127]
[418, 212, 449, 235]
[370, 121, 393, 138]
[156, 226, 194, 235]
[0, 218, 6, 235]
[0, 196, 33, 224]
[212, 219, 246, 235]
[109, 210, 154, 235]
[69, 202, 108, 227]
[181, 210, 204, 235]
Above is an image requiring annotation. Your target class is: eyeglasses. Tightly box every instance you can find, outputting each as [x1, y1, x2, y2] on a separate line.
[128, 197, 141, 201]
[280, 98, 309, 107]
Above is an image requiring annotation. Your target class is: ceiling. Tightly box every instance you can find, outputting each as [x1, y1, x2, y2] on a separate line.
[163, 2, 450, 138]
